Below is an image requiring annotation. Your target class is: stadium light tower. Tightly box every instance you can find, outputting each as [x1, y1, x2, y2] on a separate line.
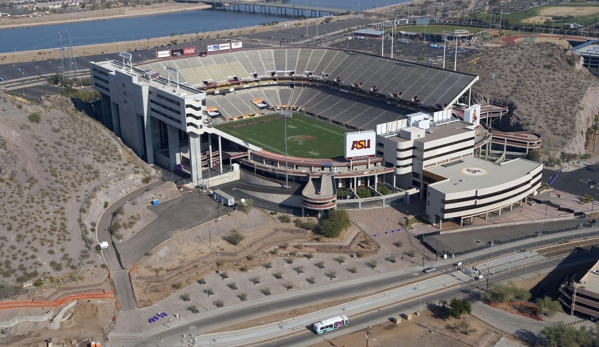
[280, 111, 292, 188]
[488, 73, 496, 128]
[442, 36, 447, 69]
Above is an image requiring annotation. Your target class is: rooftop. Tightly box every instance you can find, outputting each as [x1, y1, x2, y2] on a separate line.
[572, 40, 599, 55]
[418, 122, 473, 143]
[384, 121, 473, 143]
[425, 157, 542, 194]
[354, 29, 386, 36]
[579, 260, 599, 295]
[92, 60, 204, 100]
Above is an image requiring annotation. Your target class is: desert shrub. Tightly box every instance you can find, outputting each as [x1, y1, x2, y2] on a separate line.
[28, 112, 41, 124]
[224, 229, 244, 246]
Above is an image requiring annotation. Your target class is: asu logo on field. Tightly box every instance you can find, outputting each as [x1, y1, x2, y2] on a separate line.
[351, 139, 371, 150]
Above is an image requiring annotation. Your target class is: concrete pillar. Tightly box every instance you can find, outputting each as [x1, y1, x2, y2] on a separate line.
[144, 115, 154, 165]
[218, 135, 223, 174]
[302, 206, 305, 217]
[100, 94, 114, 130]
[189, 133, 203, 186]
[374, 174, 378, 189]
[353, 177, 357, 189]
[439, 218, 442, 230]
[468, 87, 471, 107]
[167, 124, 181, 168]
[111, 101, 121, 137]
[498, 207, 502, 216]
[208, 134, 213, 171]
[485, 212, 488, 220]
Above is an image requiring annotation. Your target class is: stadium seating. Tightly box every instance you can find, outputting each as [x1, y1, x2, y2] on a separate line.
[138, 48, 476, 122]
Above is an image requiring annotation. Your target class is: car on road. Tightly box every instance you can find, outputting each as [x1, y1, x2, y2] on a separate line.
[592, 269, 599, 275]
[423, 267, 436, 273]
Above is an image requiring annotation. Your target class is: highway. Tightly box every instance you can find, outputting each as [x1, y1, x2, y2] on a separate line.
[107, 247, 599, 347]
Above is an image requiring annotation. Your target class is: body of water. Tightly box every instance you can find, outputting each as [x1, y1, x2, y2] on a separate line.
[0, 0, 406, 53]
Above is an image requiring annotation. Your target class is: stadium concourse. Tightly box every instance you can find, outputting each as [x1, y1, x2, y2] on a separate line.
[90, 47, 543, 227]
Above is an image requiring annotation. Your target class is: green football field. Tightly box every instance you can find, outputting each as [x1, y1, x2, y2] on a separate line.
[215, 113, 346, 159]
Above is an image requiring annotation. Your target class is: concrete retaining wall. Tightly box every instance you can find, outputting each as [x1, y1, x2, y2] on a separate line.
[0, 310, 53, 328]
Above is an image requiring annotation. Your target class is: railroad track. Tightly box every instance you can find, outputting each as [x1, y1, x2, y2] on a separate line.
[535, 237, 599, 258]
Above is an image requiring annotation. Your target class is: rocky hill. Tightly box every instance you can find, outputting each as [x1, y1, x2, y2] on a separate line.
[457, 42, 599, 158]
[0, 93, 148, 289]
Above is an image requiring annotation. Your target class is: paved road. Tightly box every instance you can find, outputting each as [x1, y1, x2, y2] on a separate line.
[543, 164, 599, 201]
[97, 180, 163, 310]
[115, 192, 222, 268]
[107, 227, 599, 345]
[425, 219, 585, 254]
[108, 244, 599, 346]
[261, 254, 596, 347]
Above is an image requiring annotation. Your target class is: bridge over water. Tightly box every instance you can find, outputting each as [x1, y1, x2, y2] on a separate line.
[202, 0, 344, 18]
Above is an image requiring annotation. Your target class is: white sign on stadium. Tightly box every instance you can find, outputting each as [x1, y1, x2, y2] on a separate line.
[208, 44, 219, 52]
[344, 130, 376, 160]
[464, 104, 481, 127]
[219, 43, 231, 51]
[156, 50, 171, 59]
[231, 41, 243, 49]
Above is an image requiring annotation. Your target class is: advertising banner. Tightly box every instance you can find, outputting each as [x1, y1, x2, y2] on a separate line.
[231, 41, 243, 49]
[344, 130, 376, 160]
[464, 104, 481, 127]
[219, 43, 231, 51]
[171, 48, 184, 57]
[183, 46, 196, 56]
[156, 50, 171, 59]
[208, 44, 219, 52]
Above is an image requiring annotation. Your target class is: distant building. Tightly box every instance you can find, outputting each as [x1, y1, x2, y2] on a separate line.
[564, 23, 583, 29]
[571, 40, 599, 78]
[353, 29, 386, 40]
[560, 260, 599, 317]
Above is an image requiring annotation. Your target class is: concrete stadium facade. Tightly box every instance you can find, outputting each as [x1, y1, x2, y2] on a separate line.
[90, 48, 542, 224]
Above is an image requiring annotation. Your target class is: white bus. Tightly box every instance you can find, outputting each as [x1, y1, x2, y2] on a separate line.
[312, 315, 349, 334]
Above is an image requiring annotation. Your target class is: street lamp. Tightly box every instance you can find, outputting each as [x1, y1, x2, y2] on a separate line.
[280, 112, 291, 188]
[488, 73, 496, 128]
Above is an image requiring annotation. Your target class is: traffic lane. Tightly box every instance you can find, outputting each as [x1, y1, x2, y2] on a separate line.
[260, 254, 599, 347]
[113, 269, 138, 311]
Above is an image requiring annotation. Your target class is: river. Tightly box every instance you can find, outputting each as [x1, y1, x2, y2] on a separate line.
[0, 0, 406, 53]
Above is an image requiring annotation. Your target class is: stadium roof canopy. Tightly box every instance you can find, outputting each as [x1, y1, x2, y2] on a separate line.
[138, 48, 478, 109]
[572, 40, 599, 54]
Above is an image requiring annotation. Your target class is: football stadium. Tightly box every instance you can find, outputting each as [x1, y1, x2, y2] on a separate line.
[90, 46, 542, 228]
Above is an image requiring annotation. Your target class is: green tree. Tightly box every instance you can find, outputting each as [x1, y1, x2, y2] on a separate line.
[526, 150, 541, 162]
[377, 185, 390, 195]
[449, 298, 472, 318]
[356, 187, 372, 198]
[535, 296, 562, 317]
[541, 323, 579, 347]
[319, 209, 351, 238]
